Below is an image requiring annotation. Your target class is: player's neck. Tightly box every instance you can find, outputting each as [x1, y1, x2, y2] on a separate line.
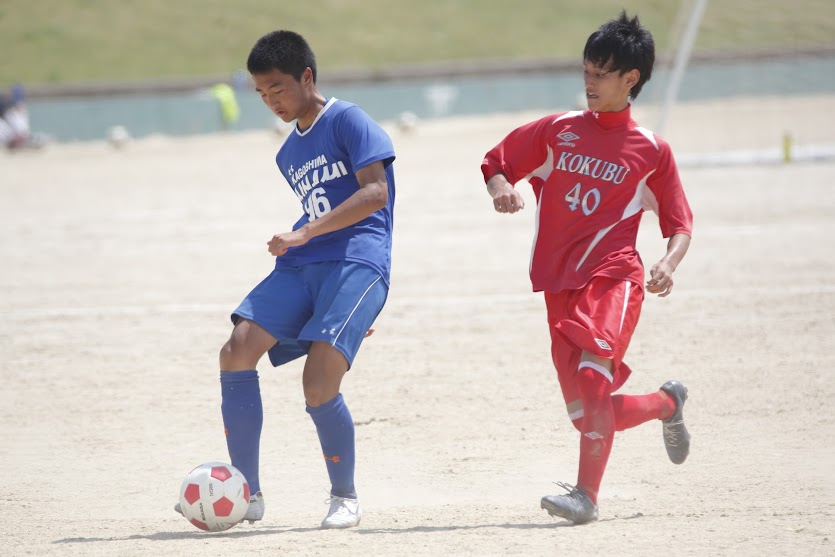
[588, 102, 632, 129]
[296, 93, 328, 131]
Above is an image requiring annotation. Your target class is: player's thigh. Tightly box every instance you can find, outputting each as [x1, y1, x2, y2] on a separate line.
[300, 262, 388, 369]
[225, 318, 278, 355]
[554, 277, 643, 362]
[232, 266, 315, 341]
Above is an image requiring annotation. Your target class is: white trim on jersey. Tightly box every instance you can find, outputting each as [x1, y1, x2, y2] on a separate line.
[531, 190, 543, 276]
[525, 145, 555, 182]
[575, 169, 655, 271]
[553, 111, 584, 124]
[639, 169, 660, 215]
[635, 126, 659, 150]
[579, 360, 614, 383]
[568, 407, 584, 421]
[295, 97, 339, 137]
[332, 275, 383, 346]
[527, 146, 555, 276]
[624, 170, 651, 219]
[576, 222, 616, 271]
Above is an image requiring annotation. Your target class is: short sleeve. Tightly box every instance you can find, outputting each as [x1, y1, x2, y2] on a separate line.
[646, 138, 693, 238]
[335, 106, 396, 172]
[481, 114, 557, 185]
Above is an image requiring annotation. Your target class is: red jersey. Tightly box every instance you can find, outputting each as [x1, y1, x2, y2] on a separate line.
[482, 106, 693, 293]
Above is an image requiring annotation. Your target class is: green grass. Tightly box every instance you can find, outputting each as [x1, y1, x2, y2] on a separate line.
[1, 0, 833, 86]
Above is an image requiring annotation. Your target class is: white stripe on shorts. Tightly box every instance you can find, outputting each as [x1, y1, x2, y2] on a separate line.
[578, 360, 614, 383]
[619, 280, 630, 334]
[332, 276, 383, 346]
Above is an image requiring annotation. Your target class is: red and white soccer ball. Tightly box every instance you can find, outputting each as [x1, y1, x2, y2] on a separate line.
[179, 462, 250, 532]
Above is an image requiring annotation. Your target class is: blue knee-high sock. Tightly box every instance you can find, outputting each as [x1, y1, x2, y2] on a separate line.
[220, 370, 262, 495]
[306, 393, 356, 499]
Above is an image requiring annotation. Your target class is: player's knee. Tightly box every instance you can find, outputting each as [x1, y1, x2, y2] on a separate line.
[576, 366, 613, 400]
[303, 383, 332, 407]
[218, 341, 235, 370]
[219, 336, 253, 371]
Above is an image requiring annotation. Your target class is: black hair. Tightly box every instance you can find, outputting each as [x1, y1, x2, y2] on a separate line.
[247, 30, 317, 83]
[583, 11, 655, 99]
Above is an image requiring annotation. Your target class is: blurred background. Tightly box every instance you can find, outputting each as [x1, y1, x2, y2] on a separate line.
[1, 0, 833, 147]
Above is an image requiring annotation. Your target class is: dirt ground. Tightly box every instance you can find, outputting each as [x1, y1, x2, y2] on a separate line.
[2, 95, 834, 556]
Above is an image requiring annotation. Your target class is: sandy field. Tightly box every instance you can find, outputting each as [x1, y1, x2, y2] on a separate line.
[2, 95, 834, 556]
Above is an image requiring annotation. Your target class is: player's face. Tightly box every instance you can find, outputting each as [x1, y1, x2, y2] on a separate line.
[583, 59, 639, 113]
[253, 68, 316, 125]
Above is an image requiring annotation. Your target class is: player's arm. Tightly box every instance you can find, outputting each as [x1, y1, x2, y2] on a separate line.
[481, 115, 555, 214]
[645, 137, 694, 297]
[486, 172, 525, 213]
[647, 233, 690, 297]
[267, 161, 388, 256]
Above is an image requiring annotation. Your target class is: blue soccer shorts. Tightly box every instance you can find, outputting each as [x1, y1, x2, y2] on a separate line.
[231, 261, 388, 368]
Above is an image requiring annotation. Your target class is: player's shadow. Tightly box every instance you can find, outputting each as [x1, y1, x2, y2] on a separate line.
[53, 525, 318, 544]
[356, 513, 643, 534]
[52, 513, 644, 544]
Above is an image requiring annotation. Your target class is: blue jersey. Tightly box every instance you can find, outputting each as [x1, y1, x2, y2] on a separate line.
[275, 98, 396, 284]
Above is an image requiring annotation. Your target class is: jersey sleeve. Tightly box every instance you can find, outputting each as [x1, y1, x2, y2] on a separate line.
[481, 114, 558, 185]
[646, 137, 693, 238]
[335, 105, 396, 172]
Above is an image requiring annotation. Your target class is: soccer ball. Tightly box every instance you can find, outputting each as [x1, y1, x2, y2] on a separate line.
[178, 462, 250, 531]
[107, 125, 131, 148]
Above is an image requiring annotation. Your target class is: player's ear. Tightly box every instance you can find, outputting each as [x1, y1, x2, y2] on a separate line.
[302, 67, 314, 86]
[625, 68, 640, 89]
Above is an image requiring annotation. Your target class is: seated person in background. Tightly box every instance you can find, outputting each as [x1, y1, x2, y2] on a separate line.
[0, 84, 32, 151]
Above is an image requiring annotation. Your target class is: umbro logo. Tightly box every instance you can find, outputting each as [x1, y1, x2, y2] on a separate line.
[556, 131, 580, 147]
[594, 338, 612, 351]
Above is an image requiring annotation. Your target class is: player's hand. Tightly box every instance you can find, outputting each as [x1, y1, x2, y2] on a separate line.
[266, 229, 308, 256]
[491, 183, 525, 214]
[646, 259, 676, 297]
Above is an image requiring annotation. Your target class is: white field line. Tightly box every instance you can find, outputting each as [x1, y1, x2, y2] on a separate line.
[677, 144, 835, 167]
[4, 285, 835, 319]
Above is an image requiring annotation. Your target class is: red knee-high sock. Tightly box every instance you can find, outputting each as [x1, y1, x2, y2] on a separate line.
[575, 365, 615, 504]
[612, 391, 675, 431]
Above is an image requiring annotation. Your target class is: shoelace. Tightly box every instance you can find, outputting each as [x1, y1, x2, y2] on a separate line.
[325, 497, 354, 508]
[552, 481, 582, 498]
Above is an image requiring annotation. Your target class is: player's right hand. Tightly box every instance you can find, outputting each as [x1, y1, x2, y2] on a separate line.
[267, 229, 308, 256]
[488, 176, 525, 214]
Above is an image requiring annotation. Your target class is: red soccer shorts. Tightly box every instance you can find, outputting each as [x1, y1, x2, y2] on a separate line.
[545, 276, 644, 421]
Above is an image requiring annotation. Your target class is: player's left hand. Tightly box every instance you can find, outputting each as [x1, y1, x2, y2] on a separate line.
[267, 230, 308, 256]
[646, 259, 676, 297]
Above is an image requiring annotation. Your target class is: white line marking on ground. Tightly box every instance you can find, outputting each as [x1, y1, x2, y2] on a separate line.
[5, 285, 835, 319]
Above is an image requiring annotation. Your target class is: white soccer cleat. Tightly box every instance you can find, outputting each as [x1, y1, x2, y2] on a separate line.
[321, 496, 362, 529]
[243, 491, 265, 523]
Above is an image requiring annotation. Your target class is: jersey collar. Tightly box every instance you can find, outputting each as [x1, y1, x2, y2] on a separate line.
[586, 103, 632, 130]
[295, 97, 338, 137]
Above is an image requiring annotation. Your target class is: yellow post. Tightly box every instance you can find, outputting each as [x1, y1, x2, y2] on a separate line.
[782, 131, 792, 164]
[210, 83, 240, 129]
